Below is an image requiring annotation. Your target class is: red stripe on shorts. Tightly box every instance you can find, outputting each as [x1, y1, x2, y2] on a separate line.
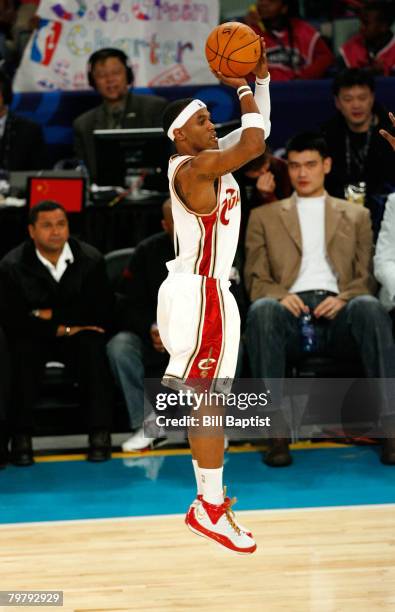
[187, 278, 223, 382]
[198, 212, 217, 277]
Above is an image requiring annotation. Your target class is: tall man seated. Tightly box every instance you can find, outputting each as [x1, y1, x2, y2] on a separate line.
[0, 201, 115, 466]
[244, 132, 395, 467]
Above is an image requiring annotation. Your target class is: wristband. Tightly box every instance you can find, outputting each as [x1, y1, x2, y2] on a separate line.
[241, 113, 266, 130]
[237, 85, 251, 95]
[255, 73, 271, 86]
[239, 90, 253, 100]
[64, 326, 71, 337]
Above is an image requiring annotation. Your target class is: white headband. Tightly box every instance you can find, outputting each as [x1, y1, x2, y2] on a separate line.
[167, 99, 207, 141]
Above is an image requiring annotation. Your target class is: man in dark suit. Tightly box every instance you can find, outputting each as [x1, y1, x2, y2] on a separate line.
[0, 67, 48, 170]
[73, 48, 168, 182]
[244, 132, 395, 467]
[0, 201, 115, 466]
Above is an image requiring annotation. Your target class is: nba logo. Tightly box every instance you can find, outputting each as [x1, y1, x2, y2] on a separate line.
[31, 19, 63, 66]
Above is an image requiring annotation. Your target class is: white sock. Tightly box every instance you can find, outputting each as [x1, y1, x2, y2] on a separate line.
[199, 467, 224, 505]
[192, 459, 202, 496]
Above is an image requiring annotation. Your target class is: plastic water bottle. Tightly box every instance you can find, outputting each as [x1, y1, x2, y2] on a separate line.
[299, 313, 317, 353]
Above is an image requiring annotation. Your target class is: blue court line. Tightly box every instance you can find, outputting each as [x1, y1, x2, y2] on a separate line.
[0, 446, 395, 524]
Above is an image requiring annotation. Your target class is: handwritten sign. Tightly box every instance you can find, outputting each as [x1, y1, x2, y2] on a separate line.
[14, 0, 219, 91]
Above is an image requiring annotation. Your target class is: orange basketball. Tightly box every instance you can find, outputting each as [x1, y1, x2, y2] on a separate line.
[205, 22, 261, 78]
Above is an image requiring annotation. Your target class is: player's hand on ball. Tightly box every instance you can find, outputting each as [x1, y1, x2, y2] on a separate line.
[253, 37, 269, 79]
[211, 69, 248, 90]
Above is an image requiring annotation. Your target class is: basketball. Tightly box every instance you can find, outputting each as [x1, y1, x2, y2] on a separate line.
[205, 22, 261, 78]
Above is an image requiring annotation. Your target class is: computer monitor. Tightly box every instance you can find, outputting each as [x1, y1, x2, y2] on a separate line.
[27, 176, 86, 212]
[94, 128, 170, 187]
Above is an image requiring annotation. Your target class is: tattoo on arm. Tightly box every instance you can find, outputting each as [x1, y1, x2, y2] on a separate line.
[177, 180, 191, 205]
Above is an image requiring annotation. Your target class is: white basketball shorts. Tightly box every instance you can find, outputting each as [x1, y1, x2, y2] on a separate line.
[157, 273, 240, 391]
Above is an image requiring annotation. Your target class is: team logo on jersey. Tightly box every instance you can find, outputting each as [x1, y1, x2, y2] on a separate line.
[198, 351, 217, 378]
[220, 188, 240, 226]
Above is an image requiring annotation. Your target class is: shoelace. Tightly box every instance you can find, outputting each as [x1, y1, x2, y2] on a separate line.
[224, 497, 241, 536]
[222, 487, 241, 536]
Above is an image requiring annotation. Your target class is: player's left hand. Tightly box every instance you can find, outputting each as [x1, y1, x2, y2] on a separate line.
[380, 112, 395, 151]
[253, 37, 269, 79]
[314, 297, 346, 320]
[210, 68, 248, 90]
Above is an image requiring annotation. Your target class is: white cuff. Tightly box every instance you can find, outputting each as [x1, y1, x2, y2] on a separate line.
[237, 85, 251, 95]
[239, 90, 253, 100]
[255, 73, 271, 86]
[241, 113, 266, 130]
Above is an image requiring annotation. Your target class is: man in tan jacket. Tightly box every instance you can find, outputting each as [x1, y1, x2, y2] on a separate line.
[244, 132, 395, 467]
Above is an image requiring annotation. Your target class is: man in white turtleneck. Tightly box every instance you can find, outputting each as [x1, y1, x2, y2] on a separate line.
[244, 131, 395, 467]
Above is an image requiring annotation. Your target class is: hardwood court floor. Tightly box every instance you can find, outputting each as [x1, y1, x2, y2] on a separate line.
[1, 504, 395, 612]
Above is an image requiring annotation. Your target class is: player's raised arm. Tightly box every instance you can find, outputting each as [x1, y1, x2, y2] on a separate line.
[218, 37, 271, 150]
[189, 76, 266, 180]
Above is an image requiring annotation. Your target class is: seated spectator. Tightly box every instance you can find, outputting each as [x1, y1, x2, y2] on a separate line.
[244, 0, 334, 80]
[374, 123, 395, 330]
[237, 149, 292, 209]
[73, 48, 168, 182]
[0, 325, 10, 468]
[107, 199, 174, 451]
[244, 132, 395, 467]
[321, 68, 395, 234]
[339, 1, 395, 76]
[0, 201, 115, 466]
[0, 66, 48, 171]
[374, 190, 395, 325]
[235, 149, 293, 244]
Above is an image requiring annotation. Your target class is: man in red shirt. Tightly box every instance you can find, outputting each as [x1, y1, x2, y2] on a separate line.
[244, 0, 334, 80]
[340, 1, 395, 76]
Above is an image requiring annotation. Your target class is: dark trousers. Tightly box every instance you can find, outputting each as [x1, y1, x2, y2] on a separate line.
[245, 292, 395, 420]
[0, 327, 10, 426]
[9, 330, 114, 434]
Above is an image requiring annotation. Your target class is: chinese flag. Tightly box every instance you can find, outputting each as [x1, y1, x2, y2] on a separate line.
[29, 178, 84, 212]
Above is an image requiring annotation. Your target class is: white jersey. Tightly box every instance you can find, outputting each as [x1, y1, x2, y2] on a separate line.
[167, 154, 241, 281]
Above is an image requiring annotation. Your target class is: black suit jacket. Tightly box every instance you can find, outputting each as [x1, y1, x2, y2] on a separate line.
[0, 112, 48, 171]
[0, 237, 114, 341]
[73, 91, 168, 181]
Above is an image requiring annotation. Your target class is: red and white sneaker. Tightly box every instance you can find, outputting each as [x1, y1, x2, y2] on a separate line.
[186, 496, 256, 554]
[185, 489, 252, 537]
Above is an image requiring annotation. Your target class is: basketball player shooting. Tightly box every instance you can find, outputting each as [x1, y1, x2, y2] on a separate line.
[158, 38, 271, 554]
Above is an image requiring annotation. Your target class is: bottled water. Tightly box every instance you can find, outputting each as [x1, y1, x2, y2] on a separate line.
[299, 313, 317, 353]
